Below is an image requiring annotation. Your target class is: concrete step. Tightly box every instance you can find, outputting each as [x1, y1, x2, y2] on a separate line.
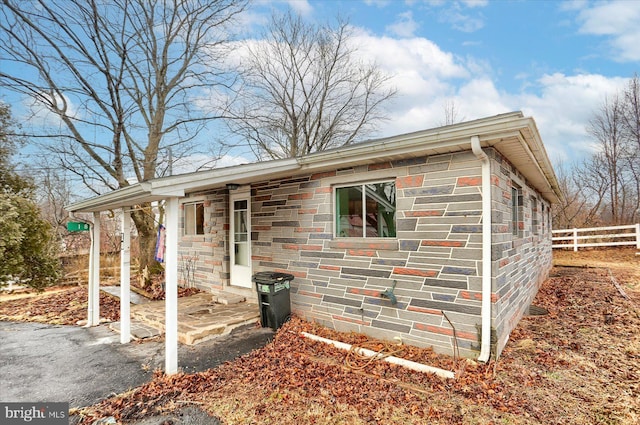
[109, 320, 162, 340]
[101, 286, 151, 304]
[212, 291, 246, 305]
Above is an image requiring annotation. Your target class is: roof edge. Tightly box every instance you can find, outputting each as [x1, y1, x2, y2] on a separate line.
[65, 182, 153, 213]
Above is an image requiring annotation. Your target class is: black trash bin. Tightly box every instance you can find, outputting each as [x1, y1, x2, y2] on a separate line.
[253, 271, 294, 331]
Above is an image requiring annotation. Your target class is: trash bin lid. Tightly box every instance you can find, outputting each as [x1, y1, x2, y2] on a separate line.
[252, 271, 295, 284]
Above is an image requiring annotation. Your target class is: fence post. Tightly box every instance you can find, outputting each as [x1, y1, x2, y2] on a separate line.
[573, 228, 578, 252]
[636, 223, 640, 250]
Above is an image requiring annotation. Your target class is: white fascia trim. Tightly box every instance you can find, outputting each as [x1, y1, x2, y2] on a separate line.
[297, 138, 467, 171]
[65, 182, 153, 212]
[518, 120, 563, 203]
[514, 132, 559, 202]
[297, 112, 533, 171]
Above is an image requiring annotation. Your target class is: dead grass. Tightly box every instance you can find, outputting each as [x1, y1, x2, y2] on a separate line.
[0, 285, 73, 302]
[553, 247, 640, 291]
[4, 248, 638, 424]
[0, 286, 121, 325]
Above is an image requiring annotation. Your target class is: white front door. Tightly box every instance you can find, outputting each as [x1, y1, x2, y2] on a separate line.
[230, 191, 252, 288]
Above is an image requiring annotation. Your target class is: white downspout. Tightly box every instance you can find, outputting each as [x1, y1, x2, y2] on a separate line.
[471, 136, 492, 363]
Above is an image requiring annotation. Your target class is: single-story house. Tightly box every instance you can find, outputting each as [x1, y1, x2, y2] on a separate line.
[66, 111, 562, 374]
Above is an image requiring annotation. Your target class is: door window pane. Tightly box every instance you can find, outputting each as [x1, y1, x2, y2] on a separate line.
[233, 200, 249, 266]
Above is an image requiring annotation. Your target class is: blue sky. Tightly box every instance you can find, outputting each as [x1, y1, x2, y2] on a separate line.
[3, 0, 639, 177]
[238, 0, 638, 166]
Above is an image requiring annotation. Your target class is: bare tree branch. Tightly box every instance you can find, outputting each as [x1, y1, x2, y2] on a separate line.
[226, 11, 396, 160]
[0, 0, 246, 273]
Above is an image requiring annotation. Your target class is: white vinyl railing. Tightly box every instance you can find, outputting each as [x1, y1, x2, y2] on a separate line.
[552, 224, 640, 251]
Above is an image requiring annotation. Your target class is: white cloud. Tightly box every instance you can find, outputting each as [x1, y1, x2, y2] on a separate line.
[460, 0, 488, 8]
[559, 0, 588, 12]
[350, 28, 627, 166]
[285, 0, 313, 17]
[418, 0, 487, 32]
[516, 73, 628, 163]
[363, 0, 391, 7]
[575, 0, 640, 62]
[218, 18, 628, 170]
[236, 11, 270, 34]
[386, 11, 420, 38]
[348, 30, 472, 134]
[352, 29, 469, 80]
[440, 9, 484, 33]
[22, 92, 80, 128]
[216, 153, 253, 168]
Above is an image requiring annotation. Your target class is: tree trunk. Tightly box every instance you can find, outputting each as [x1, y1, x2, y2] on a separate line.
[131, 203, 159, 288]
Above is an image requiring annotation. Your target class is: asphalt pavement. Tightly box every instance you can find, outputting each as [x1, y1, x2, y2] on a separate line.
[0, 321, 274, 422]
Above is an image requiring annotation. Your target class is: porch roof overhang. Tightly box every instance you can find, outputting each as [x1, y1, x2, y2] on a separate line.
[65, 111, 562, 213]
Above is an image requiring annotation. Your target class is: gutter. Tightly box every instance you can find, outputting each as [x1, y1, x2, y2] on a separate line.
[65, 182, 154, 213]
[471, 135, 492, 363]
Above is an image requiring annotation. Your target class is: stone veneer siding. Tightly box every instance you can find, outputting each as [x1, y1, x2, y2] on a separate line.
[178, 147, 553, 359]
[178, 188, 230, 291]
[490, 149, 552, 358]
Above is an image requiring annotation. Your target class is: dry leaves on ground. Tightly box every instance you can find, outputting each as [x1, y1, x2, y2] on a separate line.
[74, 265, 639, 425]
[0, 284, 203, 325]
[0, 287, 121, 325]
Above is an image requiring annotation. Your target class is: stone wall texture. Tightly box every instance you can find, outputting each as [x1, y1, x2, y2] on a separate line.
[178, 147, 553, 359]
[178, 188, 230, 292]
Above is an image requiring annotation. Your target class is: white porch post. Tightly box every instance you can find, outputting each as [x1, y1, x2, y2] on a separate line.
[120, 208, 131, 344]
[165, 197, 179, 374]
[88, 212, 101, 326]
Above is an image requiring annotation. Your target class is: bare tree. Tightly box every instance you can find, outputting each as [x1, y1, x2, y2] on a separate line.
[227, 11, 396, 159]
[0, 0, 246, 278]
[576, 75, 640, 226]
[587, 94, 627, 224]
[552, 160, 602, 228]
[440, 99, 464, 126]
[35, 167, 73, 242]
[621, 74, 640, 222]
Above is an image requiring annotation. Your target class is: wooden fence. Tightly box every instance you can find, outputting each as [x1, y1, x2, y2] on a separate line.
[552, 224, 640, 251]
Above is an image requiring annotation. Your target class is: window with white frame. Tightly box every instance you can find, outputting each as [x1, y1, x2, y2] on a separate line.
[511, 184, 522, 236]
[531, 196, 538, 235]
[184, 202, 205, 235]
[335, 181, 396, 238]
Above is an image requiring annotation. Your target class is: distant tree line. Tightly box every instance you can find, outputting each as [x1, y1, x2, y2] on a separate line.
[553, 74, 640, 229]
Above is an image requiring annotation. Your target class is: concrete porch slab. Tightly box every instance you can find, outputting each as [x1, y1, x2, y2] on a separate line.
[130, 293, 260, 345]
[109, 320, 162, 340]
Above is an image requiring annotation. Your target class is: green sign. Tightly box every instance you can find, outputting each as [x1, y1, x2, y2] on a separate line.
[67, 221, 90, 232]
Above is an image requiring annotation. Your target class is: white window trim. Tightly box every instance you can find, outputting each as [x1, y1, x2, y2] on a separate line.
[333, 179, 397, 239]
[182, 199, 205, 236]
